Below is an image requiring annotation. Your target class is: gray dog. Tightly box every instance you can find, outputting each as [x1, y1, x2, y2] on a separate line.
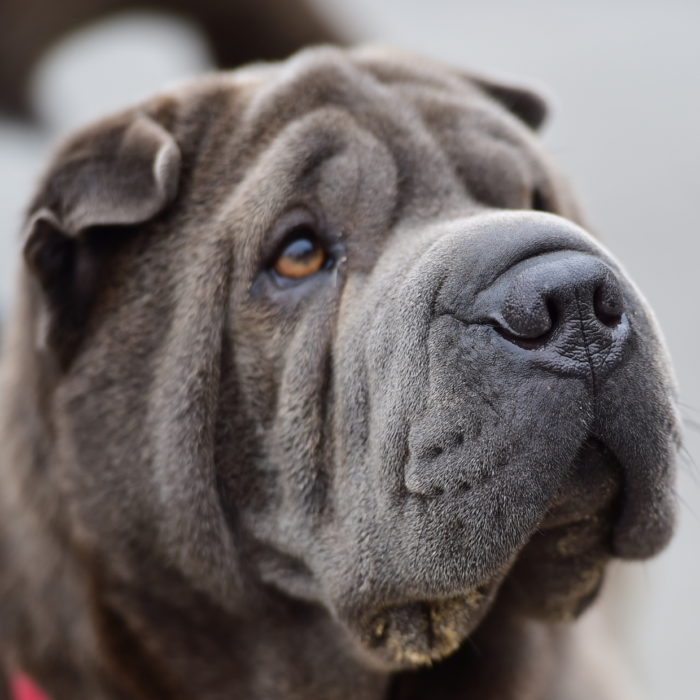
[0, 46, 678, 700]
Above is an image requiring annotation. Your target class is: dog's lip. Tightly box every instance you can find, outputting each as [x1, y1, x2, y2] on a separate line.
[371, 437, 622, 604]
[369, 578, 496, 614]
[347, 577, 501, 666]
[538, 435, 623, 531]
[495, 437, 623, 622]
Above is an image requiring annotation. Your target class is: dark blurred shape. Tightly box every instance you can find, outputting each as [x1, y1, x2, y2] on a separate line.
[0, 664, 8, 700]
[0, 0, 344, 119]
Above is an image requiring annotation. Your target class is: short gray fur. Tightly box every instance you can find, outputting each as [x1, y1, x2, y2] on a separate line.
[0, 46, 679, 699]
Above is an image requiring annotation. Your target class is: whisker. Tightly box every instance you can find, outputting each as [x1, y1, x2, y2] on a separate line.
[672, 485, 700, 527]
[678, 442, 700, 483]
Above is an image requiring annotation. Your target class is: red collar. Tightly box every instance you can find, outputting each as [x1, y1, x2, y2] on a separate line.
[10, 674, 50, 700]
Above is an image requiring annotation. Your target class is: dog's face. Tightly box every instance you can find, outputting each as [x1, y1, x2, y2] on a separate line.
[17, 47, 678, 671]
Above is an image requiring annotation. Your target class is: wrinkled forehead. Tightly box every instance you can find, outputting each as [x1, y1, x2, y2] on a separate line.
[234, 46, 540, 187]
[187, 48, 560, 283]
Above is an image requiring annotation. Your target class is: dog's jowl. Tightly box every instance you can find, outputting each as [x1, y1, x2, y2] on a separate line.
[0, 47, 678, 700]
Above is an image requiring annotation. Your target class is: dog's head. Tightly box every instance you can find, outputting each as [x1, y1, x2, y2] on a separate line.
[13, 46, 678, 670]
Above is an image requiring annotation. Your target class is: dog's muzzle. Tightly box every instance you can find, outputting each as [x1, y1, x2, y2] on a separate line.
[329, 211, 677, 667]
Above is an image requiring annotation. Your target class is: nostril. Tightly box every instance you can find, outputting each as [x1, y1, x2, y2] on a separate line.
[487, 252, 626, 348]
[545, 298, 559, 331]
[496, 296, 559, 348]
[593, 285, 623, 327]
[500, 287, 554, 341]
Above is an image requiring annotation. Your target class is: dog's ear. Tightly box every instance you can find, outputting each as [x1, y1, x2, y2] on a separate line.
[471, 75, 549, 130]
[23, 114, 181, 362]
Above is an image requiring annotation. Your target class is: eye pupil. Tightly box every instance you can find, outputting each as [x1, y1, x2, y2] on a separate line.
[272, 232, 327, 280]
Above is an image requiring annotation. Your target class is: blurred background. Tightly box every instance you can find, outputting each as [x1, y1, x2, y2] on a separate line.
[0, 0, 698, 697]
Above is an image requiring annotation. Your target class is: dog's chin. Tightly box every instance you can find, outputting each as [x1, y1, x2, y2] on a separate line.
[250, 437, 621, 669]
[345, 555, 606, 669]
[343, 438, 622, 668]
[344, 579, 501, 669]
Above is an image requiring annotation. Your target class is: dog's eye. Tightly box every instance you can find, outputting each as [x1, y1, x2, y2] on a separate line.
[272, 233, 327, 280]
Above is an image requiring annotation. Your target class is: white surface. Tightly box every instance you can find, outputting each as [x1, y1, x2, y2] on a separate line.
[0, 122, 48, 322]
[31, 12, 214, 134]
[0, 4, 698, 697]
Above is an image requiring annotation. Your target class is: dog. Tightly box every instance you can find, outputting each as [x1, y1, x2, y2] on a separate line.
[0, 46, 679, 700]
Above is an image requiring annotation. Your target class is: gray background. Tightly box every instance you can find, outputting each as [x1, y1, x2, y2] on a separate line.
[0, 1, 697, 697]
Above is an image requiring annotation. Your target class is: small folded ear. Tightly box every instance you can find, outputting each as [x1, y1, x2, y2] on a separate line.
[23, 114, 181, 363]
[470, 74, 549, 130]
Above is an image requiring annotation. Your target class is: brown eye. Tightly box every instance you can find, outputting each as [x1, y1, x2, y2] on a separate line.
[273, 235, 327, 279]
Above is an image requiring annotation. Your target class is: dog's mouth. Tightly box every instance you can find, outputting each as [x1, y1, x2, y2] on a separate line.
[347, 437, 623, 668]
[497, 436, 623, 622]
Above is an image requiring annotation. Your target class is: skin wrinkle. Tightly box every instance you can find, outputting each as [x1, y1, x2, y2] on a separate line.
[438, 314, 504, 421]
[0, 46, 679, 700]
[574, 290, 598, 397]
[413, 498, 439, 573]
[379, 494, 411, 616]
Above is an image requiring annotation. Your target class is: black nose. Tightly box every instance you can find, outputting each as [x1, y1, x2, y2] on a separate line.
[493, 251, 625, 345]
[468, 249, 630, 384]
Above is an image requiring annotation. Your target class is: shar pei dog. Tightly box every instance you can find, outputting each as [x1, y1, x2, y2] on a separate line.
[0, 46, 678, 700]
